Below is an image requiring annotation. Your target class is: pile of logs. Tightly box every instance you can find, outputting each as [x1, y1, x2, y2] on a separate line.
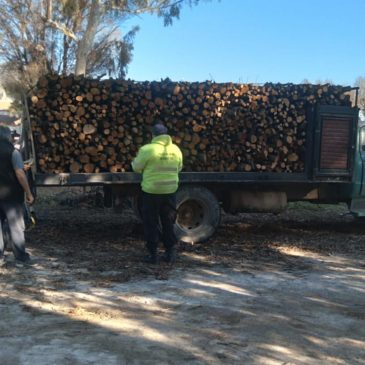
[28, 75, 353, 173]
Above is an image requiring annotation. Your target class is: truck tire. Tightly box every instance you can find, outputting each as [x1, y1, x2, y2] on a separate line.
[175, 186, 221, 243]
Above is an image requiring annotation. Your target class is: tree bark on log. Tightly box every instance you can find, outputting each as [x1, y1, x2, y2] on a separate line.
[29, 75, 353, 173]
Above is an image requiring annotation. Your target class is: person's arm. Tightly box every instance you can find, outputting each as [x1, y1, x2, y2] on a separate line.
[15, 169, 34, 204]
[12, 150, 34, 204]
[177, 148, 183, 172]
[131, 146, 149, 173]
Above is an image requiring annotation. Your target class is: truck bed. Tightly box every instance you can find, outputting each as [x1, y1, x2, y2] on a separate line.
[35, 171, 342, 186]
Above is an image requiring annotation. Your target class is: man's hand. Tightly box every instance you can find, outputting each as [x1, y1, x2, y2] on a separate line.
[23, 158, 34, 172]
[26, 193, 34, 205]
[24, 163, 32, 171]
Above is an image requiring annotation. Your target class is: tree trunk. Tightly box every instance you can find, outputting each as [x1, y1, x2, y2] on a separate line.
[74, 0, 100, 76]
[45, 0, 52, 21]
[62, 34, 69, 75]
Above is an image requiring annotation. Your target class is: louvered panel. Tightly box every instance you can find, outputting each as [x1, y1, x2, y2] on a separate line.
[320, 118, 351, 170]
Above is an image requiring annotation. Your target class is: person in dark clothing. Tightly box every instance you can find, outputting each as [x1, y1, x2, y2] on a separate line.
[132, 123, 183, 264]
[0, 125, 34, 265]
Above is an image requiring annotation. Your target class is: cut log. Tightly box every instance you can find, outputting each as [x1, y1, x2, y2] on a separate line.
[28, 75, 353, 174]
[83, 124, 96, 135]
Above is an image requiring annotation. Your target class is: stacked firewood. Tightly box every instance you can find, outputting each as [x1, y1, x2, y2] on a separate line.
[28, 75, 352, 173]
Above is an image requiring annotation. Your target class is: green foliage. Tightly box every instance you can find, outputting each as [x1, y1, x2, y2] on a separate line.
[0, 0, 212, 102]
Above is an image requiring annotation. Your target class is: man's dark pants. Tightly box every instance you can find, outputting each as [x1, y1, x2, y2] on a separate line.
[141, 192, 177, 255]
[0, 202, 30, 262]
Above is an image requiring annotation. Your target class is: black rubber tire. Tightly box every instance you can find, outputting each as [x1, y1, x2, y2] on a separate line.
[174, 186, 221, 243]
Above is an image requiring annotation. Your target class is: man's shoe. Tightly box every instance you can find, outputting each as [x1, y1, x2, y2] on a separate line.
[0, 257, 7, 267]
[144, 253, 158, 264]
[15, 255, 34, 267]
[163, 248, 177, 264]
[145, 243, 158, 264]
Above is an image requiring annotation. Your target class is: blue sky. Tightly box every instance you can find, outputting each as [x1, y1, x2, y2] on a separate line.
[124, 0, 365, 85]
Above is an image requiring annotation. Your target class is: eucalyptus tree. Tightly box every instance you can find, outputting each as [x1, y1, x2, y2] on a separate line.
[0, 0, 210, 104]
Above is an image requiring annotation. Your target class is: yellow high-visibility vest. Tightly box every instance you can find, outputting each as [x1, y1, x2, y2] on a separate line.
[132, 135, 183, 194]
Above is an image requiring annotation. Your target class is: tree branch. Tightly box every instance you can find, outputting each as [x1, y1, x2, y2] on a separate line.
[109, 0, 185, 15]
[43, 18, 77, 40]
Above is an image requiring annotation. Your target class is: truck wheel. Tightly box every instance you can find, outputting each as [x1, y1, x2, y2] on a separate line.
[175, 186, 221, 243]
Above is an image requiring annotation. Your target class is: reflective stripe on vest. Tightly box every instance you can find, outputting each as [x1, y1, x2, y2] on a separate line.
[154, 166, 178, 173]
[154, 180, 178, 186]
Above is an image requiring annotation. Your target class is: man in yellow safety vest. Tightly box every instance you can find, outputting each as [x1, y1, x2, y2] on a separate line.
[132, 123, 183, 264]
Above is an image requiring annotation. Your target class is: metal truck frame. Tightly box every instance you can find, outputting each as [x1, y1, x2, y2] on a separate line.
[22, 96, 365, 243]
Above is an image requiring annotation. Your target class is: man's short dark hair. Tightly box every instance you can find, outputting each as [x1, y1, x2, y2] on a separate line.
[152, 123, 168, 136]
[0, 125, 11, 141]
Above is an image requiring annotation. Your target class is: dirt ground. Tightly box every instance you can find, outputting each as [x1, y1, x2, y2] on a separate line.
[0, 190, 364, 365]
